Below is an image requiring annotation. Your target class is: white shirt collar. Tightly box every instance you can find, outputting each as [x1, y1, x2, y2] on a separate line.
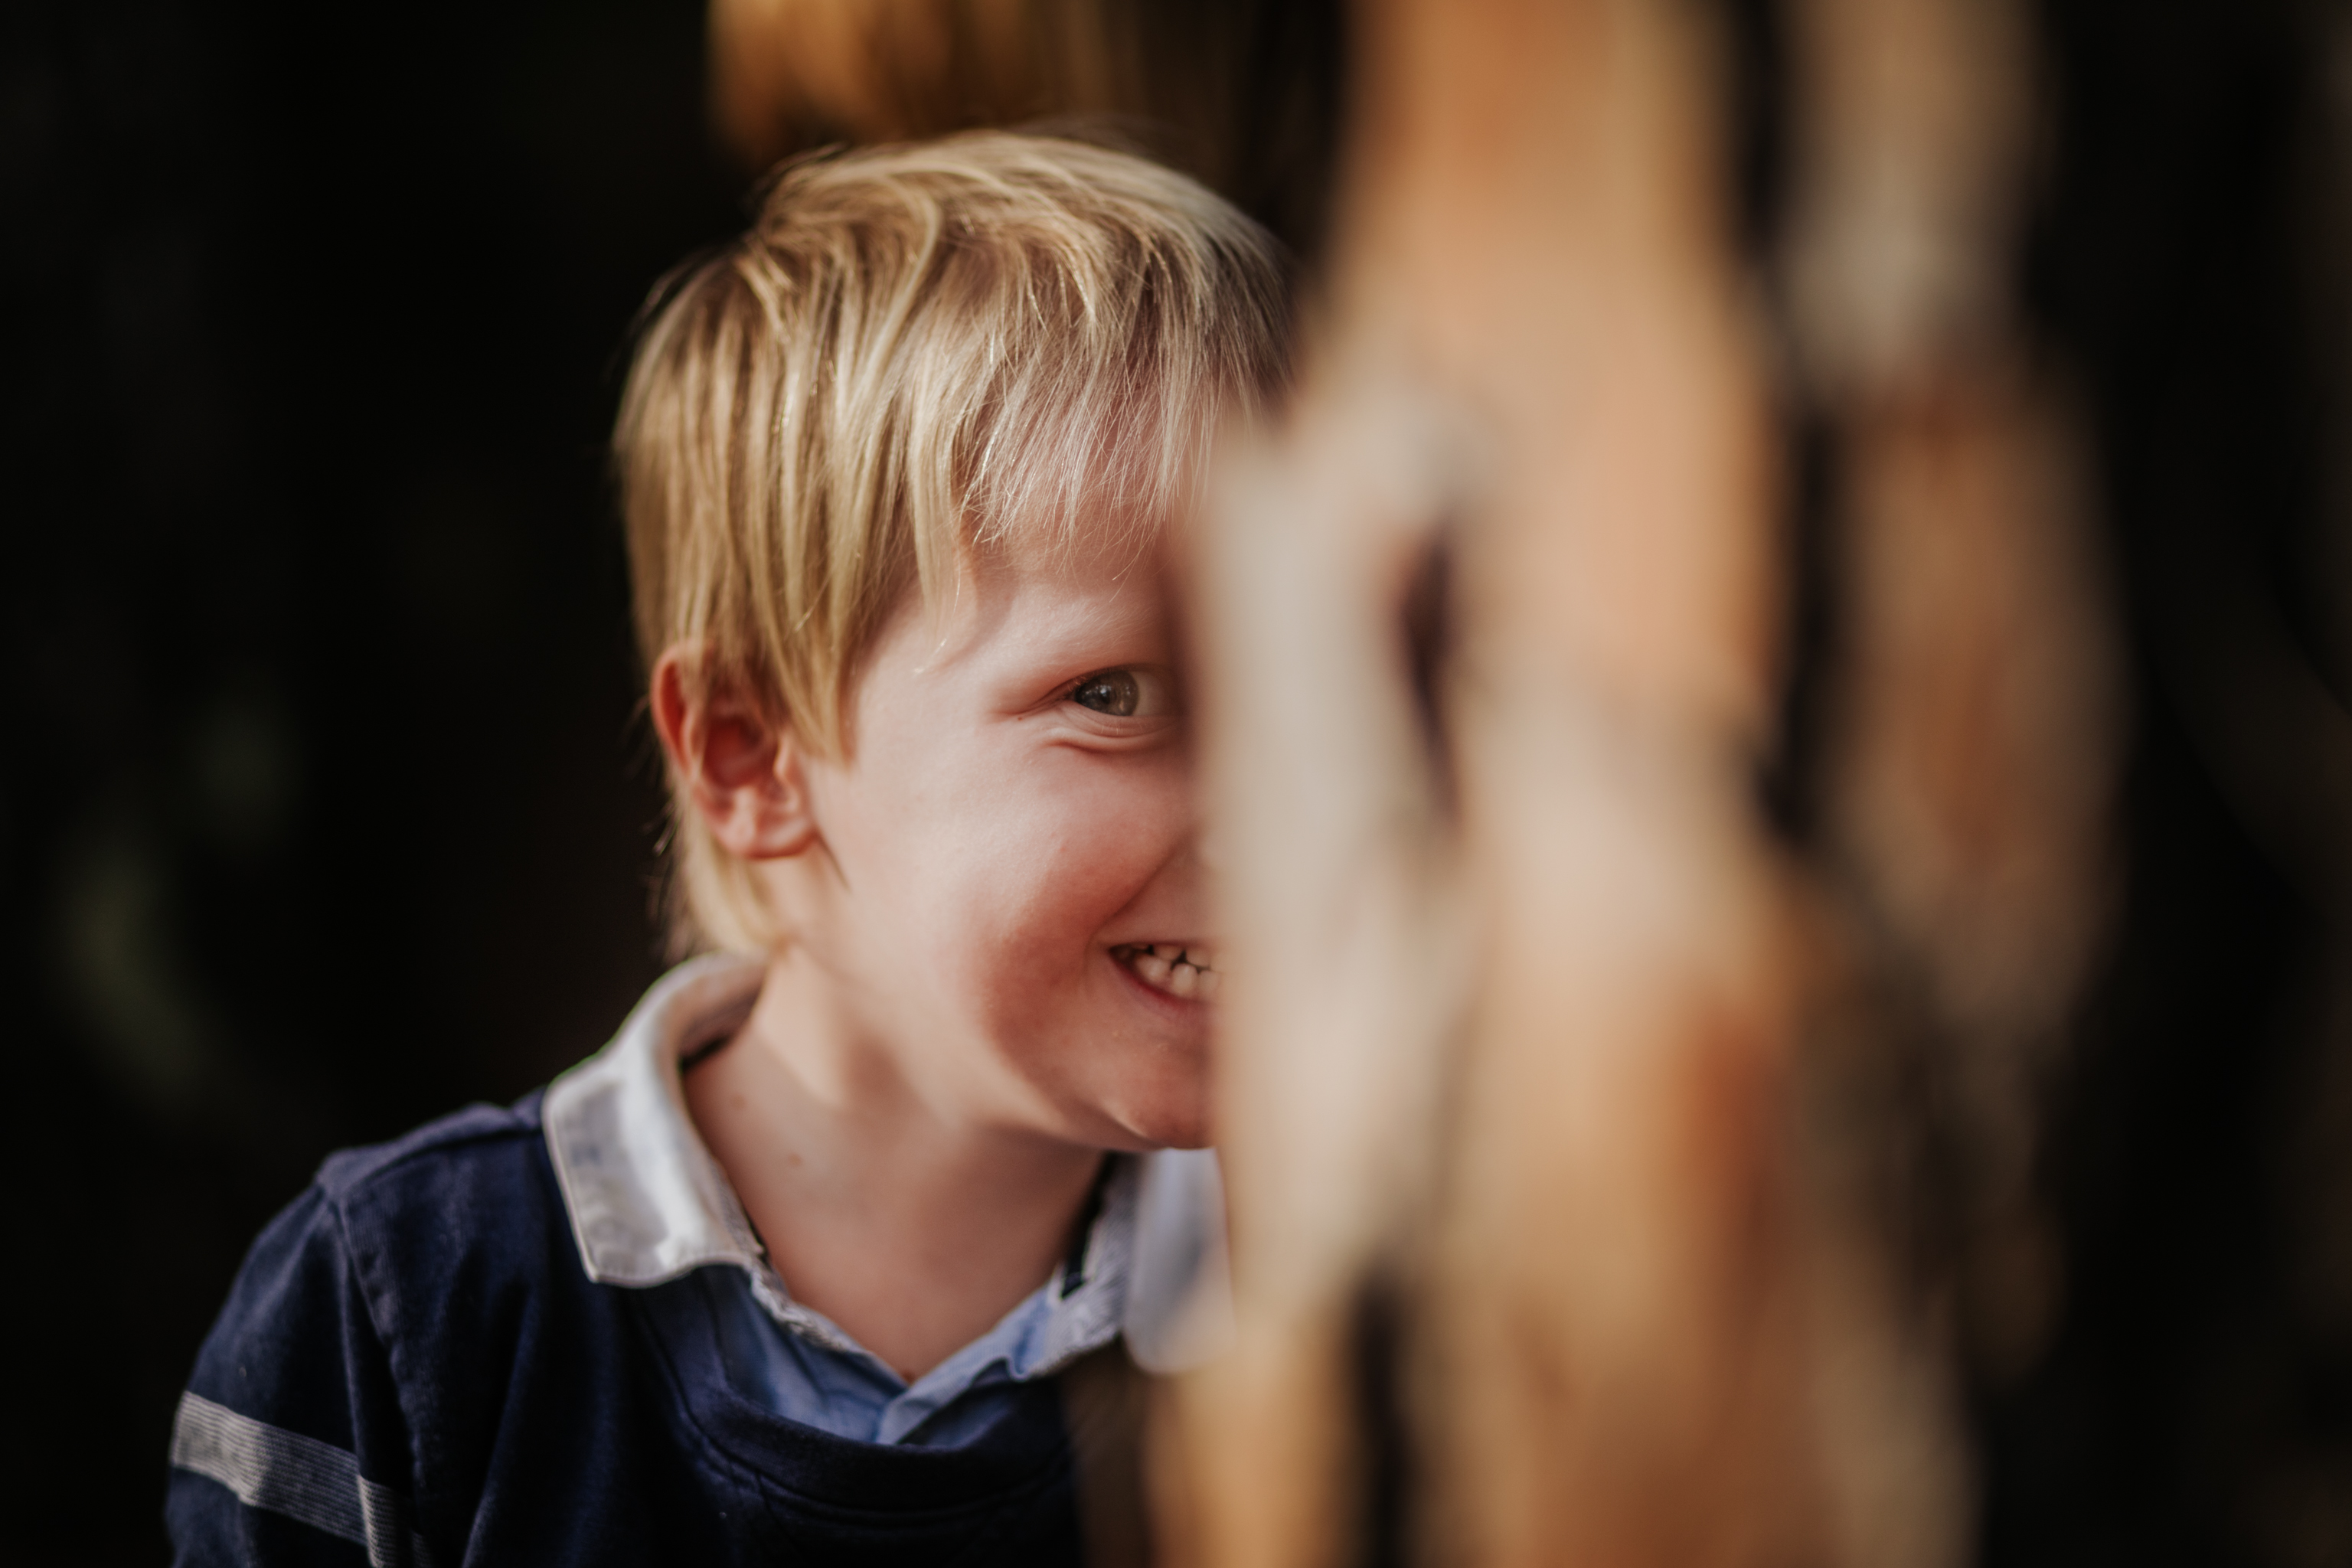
[542, 953, 1231, 1377]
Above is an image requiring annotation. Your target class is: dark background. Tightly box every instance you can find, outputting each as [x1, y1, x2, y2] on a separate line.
[1, 2, 728, 1560]
[6, 0, 2352, 1563]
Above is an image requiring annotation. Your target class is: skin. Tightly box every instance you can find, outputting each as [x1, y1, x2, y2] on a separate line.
[650, 534, 1213, 1382]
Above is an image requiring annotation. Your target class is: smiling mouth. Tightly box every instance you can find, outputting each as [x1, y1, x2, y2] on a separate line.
[1112, 943, 1220, 1002]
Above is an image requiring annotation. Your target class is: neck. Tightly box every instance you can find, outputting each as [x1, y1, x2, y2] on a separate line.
[682, 949, 1105, 1383]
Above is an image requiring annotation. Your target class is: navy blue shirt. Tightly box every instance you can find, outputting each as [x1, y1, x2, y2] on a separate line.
[166, 1095, 1137, 1566]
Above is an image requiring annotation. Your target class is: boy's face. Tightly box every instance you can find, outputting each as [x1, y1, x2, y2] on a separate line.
[780, 531, 1214, 1151]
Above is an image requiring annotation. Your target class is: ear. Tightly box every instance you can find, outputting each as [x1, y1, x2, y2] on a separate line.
[648, 646, 818, 860]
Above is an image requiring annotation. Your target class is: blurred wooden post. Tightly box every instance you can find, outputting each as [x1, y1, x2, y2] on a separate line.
[1183, 0, 2115, 1558]
[1184, 0, 1818, 1563]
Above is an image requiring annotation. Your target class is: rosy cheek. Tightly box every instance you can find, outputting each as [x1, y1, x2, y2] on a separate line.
[1019, 818, 1145, 956]
[1057, 766, 1185, 883]
[995, 772, 1178, 967]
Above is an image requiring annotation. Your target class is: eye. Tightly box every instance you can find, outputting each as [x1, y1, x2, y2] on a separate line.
[1071, 670, 1141, 716]
[1068, 667, 1176, 719]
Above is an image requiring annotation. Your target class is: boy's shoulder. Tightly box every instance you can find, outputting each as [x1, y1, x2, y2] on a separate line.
[309, 1093, 586, 1325]
[176, 1094, 727, 1563]
[315, 1092, 548, 1207]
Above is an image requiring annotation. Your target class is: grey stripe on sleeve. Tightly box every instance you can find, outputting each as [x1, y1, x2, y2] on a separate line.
[171, 1392, 436, 1568]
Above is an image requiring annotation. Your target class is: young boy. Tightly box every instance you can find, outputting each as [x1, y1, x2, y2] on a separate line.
[166, 132, 1289, 1566]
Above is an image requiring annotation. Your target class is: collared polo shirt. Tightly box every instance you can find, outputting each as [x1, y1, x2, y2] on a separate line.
[542, 953, 1233, 1445]
[165, 956, 1231, 1566]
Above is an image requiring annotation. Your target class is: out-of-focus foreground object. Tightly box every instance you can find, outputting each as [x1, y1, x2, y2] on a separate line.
[1188, 0, 1808, 1560]
[1182, 0, 2115, 1565]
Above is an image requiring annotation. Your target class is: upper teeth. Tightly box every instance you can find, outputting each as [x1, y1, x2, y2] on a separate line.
[1122, 943, 1219, 1001]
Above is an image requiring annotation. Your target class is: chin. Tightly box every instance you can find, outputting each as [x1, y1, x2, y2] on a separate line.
[1037, 1009, 1214, 1148]
[1101, 1085, 1214, 1152]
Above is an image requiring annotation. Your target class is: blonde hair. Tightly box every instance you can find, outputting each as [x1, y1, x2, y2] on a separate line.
[615, 130, 1292, 956]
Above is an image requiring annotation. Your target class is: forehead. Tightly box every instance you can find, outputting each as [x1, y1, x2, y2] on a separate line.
[906, 521, 1178, 676]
